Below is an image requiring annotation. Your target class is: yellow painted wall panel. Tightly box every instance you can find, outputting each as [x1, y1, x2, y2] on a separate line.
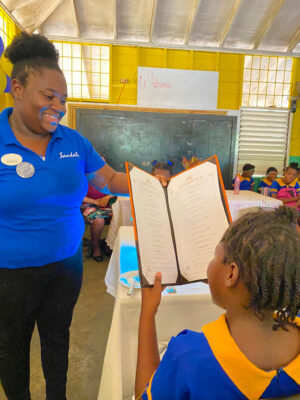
[192, 51, 218, 71]
[218, 82, 241, 94]
[139, 47, 166, 67]
[219, 53, 243, 71]
[0, 7, 20, 111]
[110, 45, 244, 108]
[289, 58, 300, 156]
[220, 69, 241, 83]
[217, 94, 239, 110]
[166, 49, 192, 69]
[111, 45, 138, 104]
[111, 84, 137, 105]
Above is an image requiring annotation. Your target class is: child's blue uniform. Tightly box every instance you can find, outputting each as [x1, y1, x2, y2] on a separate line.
[232, 174, 254, 191]
[139, 314, 300, 400]
[258, 178, 273, 195]
[270, 178, 300, 197]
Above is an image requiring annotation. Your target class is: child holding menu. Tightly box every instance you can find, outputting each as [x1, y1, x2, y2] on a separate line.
[151, 160, 174, 179]
[135, 206, 300, 399]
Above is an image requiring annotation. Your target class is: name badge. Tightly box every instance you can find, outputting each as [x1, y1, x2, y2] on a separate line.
[1, 153, 22, 166]
[16, 162, 35, 178]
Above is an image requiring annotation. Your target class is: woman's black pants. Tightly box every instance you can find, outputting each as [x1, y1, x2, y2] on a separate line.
[0, 244, 83, 400]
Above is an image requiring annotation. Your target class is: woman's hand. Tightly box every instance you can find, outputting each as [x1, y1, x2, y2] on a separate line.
[141, 272, 164, 317]
[95, 196, 112, 208]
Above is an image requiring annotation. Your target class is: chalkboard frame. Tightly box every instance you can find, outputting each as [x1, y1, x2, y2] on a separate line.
[68, 104, 236, 188]
[68, 104, 228, 128]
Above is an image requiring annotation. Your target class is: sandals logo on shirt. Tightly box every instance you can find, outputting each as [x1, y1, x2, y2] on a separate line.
[59, 152, 80, 158]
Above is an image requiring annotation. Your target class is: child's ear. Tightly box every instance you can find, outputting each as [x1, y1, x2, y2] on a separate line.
[224, 262, 240, 287]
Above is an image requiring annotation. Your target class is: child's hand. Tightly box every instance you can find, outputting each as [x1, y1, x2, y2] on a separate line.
[141, 272, 164, 317]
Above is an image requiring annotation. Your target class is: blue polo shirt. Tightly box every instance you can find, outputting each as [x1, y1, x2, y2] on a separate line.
[0, 107, 105, 269]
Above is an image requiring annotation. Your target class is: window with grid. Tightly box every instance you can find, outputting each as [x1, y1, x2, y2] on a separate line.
[242, 55, 293, 109]
[52, 41, 110, 102]
[0, 7, 19, 47]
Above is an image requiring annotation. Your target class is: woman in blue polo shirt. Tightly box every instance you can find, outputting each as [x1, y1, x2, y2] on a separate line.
[0, 33, 130, 400]
[135, 206, 300, 399]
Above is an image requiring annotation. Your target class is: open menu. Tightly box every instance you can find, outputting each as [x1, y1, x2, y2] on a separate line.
[125, 155, 232, 287]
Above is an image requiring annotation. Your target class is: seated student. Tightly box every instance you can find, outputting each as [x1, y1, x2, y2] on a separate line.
[151, 160, 174, 179]
[232, 163, 255, 191]
[289, 162, 300, 185]
[270, 164, 300, 211]
[135, 206, 300, 400]
[258, 167, 278, 196]
[81, 184, 116, 262]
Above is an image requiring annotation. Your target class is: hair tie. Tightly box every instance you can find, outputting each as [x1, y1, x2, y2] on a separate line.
[167, 160, 173, 166]
[152, 160, 158, 166]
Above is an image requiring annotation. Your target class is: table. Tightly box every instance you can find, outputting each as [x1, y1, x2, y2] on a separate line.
[226, 190, 282, 221]
[106, 191, 282, 249]
[99, 227, 223, 400]
[106, 196, 133, 249]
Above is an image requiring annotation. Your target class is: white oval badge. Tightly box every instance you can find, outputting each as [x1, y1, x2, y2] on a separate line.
[1, 153, 23, 166]
[16, 162, 35, 178]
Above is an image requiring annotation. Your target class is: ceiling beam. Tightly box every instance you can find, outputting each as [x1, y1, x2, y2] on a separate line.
[218, 0, 243, 48]
[45, 34, 300, 57]
[29, 0, 65, 33]
[184, 0, 202, 45]
[0, 1, 23, 29]
[287, 26, 300, 52]
[253, 0, 286, 50]
[71, 0, 80, 38]
[9, 0, 37, 12]
[149, 0, 158, 42]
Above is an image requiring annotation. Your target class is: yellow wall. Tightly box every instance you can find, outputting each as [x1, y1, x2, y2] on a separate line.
[111, 46, 243, 110]
[289, 57, 300, 161]
[0, 7, 20, 109]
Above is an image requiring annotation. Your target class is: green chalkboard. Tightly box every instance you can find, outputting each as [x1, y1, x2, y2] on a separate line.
[75, 108, 237, 189]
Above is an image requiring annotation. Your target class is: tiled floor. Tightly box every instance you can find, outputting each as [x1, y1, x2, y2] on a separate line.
[0, 253, 114, 400]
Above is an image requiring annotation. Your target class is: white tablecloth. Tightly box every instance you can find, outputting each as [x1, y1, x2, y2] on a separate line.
[106, 191, 282, 249]
[106, 197, 133, 249]
[99, 227, 223, 400]
[226, 190, 282, 220]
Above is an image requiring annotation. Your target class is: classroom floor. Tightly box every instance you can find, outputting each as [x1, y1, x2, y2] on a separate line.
[0, 251, 114, 400]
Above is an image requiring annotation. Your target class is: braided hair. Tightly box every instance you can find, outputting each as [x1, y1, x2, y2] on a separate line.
[5, 31, 61, 86]
[221, 206, 300, 331]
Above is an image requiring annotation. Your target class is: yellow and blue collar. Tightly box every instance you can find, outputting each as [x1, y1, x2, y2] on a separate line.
[262, 178, 273, 186]
[276, 177, 297, 188]
[202, 314, 300, 400]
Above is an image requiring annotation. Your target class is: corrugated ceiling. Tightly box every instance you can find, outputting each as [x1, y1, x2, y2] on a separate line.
[1, 0, 300, 55]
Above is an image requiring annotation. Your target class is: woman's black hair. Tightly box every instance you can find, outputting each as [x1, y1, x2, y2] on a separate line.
[266, 167, 277, 175]
[221, 206, 300, 331]
[5, 31, 61, 85]
[151, 160, 174, 176]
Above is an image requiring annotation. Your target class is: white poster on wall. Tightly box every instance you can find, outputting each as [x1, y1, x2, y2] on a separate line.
[137, 67, 219, 110]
